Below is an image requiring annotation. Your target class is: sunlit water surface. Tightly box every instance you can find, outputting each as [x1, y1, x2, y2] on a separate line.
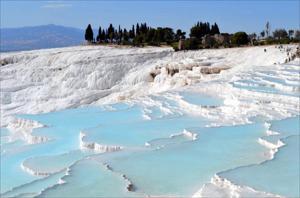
[1, 62, 299, 197]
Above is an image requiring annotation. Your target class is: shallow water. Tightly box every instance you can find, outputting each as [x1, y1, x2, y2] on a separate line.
[2, 171, 66, 198]
[98, 123, 269, 196]
[2, 101, 299, 197]
[1, 102, 208, 197]
[39, 159, 138, 198]
[231, 64, 300, 97]
[1, 98, 266, 196]
[180, 91, 223, 106]
[84, 115, 206, 147]
[219, 116, 299, 197]
[1, 61, 299, 197]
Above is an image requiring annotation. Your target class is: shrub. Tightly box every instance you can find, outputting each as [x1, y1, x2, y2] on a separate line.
[273, 29, 288, 40]
[184, 38, 199, 50]
[171, 42, 179, 51]
[231, 32, 249, 46]
[279, 38, 290, 44]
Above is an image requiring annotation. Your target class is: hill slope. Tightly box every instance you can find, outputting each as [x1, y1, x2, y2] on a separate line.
[1, 45, 298, 127]
[0, 24, 84, 52]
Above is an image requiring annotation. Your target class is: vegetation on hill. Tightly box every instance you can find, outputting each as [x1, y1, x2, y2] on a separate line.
[84, 22, 300, 51]
[231, 32, 249, 46]
[85, 22, 184, 47]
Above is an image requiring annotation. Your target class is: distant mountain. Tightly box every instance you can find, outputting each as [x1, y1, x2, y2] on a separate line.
[0, 24, 84, 52]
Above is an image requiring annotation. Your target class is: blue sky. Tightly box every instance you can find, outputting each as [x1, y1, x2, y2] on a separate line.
[1, 0, 299, 34]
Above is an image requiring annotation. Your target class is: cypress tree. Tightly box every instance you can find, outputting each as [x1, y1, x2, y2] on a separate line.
[205, 22, 211, 35]
[118, 25, 122, 43]
[101, 29, 106, 41]
[215, 23, 220, 34]
[146, 28, 155, 43]
[108, 24, 115, 43]
[85, 24, 94, 42]
[211, 23, 220, 35]
[129, 25, 135, 39]
[123, 28, 129, 42]
[105, 29, 109, 42]
[114, 29, 118, 43]
[96, 27, 102, 42]
[211, 24, 215, 35]
[136, 23, 140, 36]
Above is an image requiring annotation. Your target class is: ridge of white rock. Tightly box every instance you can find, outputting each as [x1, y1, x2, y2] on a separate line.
[20, 162, 51, 176]
[79, 131, 122, 153]
[6, 117, 48, 144]
[169, 129, 198, 140]
[1, 45, 297, 127]
[257, 122, 285, 160]
[194, 174, 281, 198]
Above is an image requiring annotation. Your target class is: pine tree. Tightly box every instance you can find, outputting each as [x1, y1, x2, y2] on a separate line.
[205, 22, 211, 35]
[114, 29, 118, 43]
[140, 22, 148, 34]
[101, 29, 106, 42]
[190, 22, 203, 39]
[123, 28, 129, 42]
[108, 24, 115, 43]
[273, 29, 288, 40]
[265, 22, 270, 37]
[146, 28, 156, 43]
[260, 31, 265, 38]
[136, 23, 140, 36]
[214, 23, 220, 34]
[85, 24, 94, 42]
[105, 29, 109, 42]
[129, 25, 135, 39]
[96, 27, 102, 42]
[118, 25, 122, 43]
[211, 23, 220, 35]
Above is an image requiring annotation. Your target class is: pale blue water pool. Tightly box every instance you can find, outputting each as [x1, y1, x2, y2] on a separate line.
[231, 64, 300, 97]
[2, 171, 66, 197]
[1, 105, 143, 194]
[180, 91, 223, 106]
[1, 67, 299, 198]
[84, 115, 207, 147]
[1, 101, 266, 197]
[0, 102, 208, 197]
[219, 116, 300, 197]
[1, 101, 299, 197]
[232, 81, 300, 97]
[39, 159, 138, 198]
[96, 123, 269, 196]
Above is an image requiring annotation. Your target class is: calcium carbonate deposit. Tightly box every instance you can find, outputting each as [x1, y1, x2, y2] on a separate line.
[1, 45, 299, 197]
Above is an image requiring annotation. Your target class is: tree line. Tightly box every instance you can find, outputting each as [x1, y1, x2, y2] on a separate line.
[85, 22, 300, 50]
[85, 22, 186, 46]
[190, 22, 220, 39]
